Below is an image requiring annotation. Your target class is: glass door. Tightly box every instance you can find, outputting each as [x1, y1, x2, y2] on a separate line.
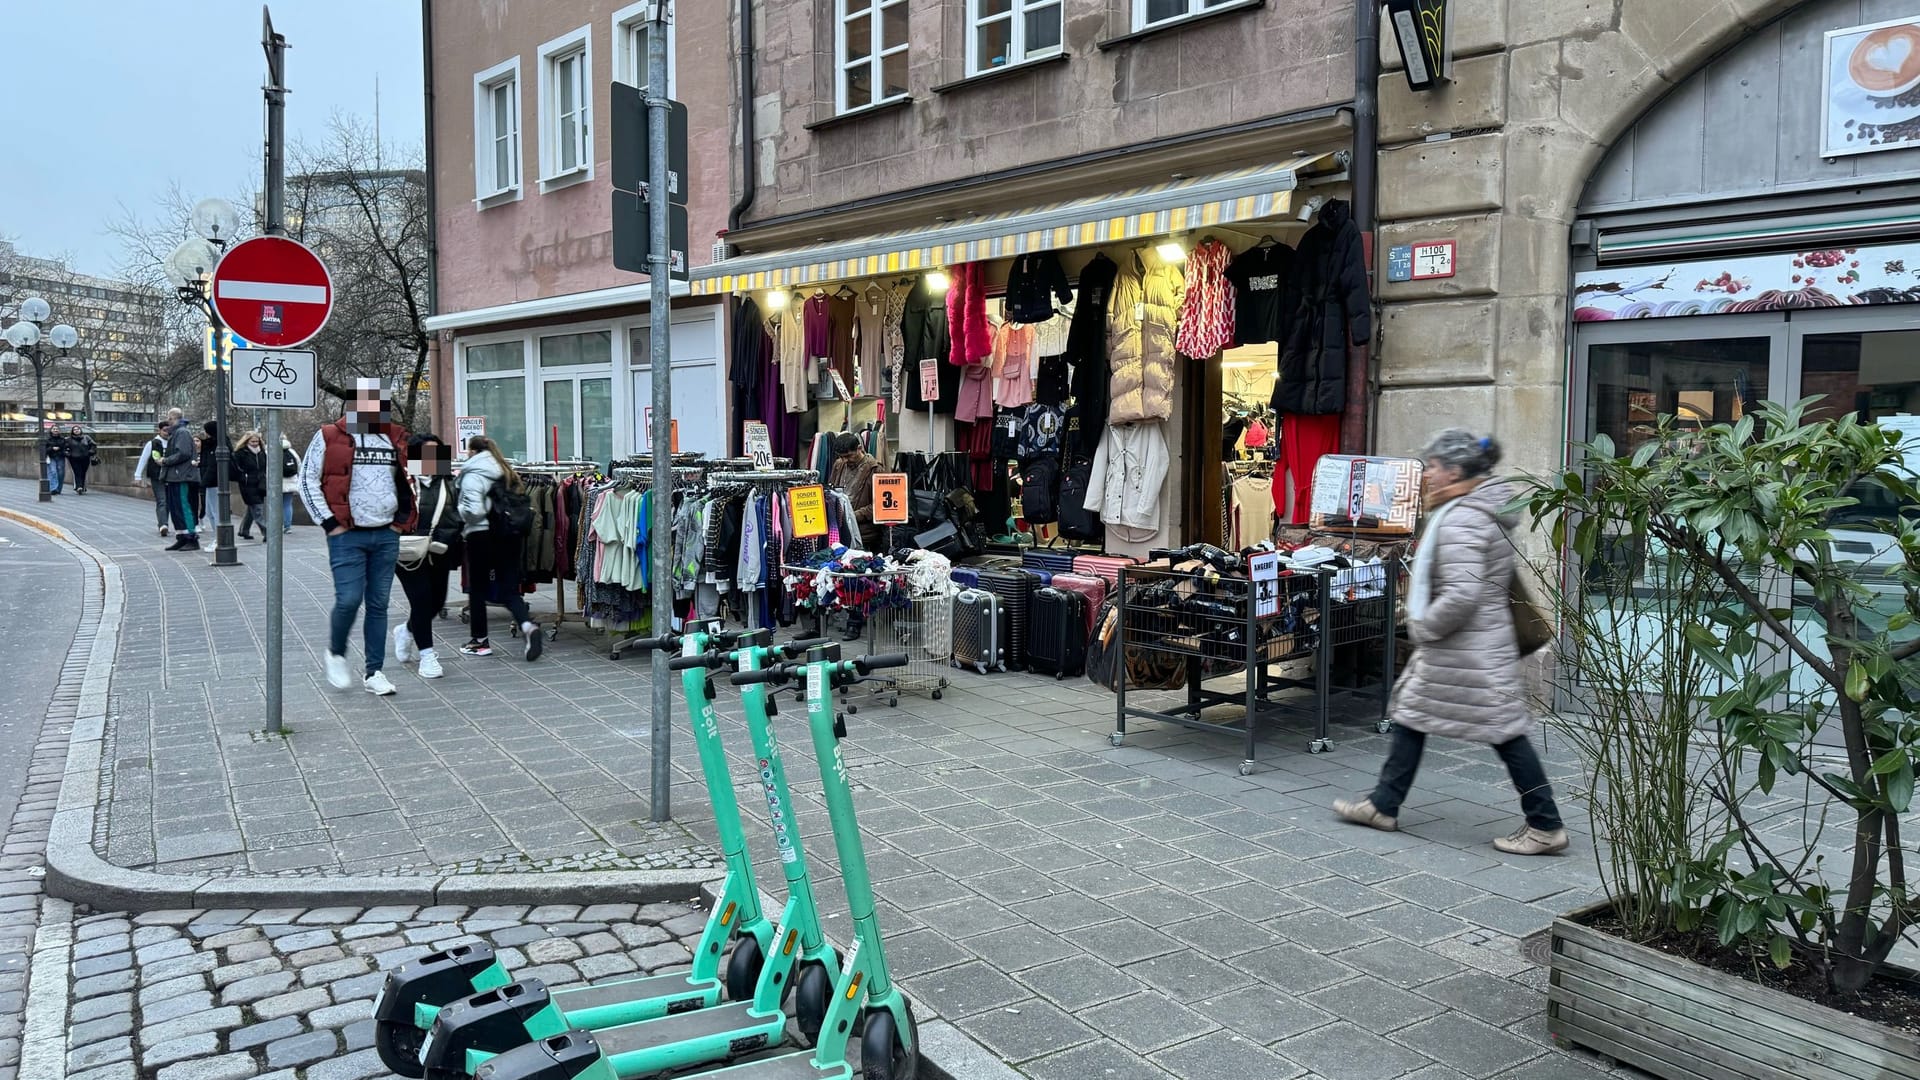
[540, 375, 614, 466]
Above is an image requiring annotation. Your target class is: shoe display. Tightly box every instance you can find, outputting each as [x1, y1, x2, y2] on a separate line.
[1493, 826, 1570, 856]
[459, 640, 492, 657]
[364, 671, 397, 696]
[1332, 796, 1399, 832]
[522, 622, 544, 662]
[417, 650, 443, 679]
[324, 652, 351, 690]
[394, 626, 415, 665]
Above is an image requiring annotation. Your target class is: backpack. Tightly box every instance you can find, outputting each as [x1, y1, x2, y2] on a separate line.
[1020, 455, 1061, 525]
[1056, 457, 1102, 541]
[282, 448, 298, 478]
[487, 480, 535, 537]
[991, 411, 1022, 461]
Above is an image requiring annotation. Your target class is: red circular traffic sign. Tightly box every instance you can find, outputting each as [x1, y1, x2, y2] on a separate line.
[210, 236, 334, 349]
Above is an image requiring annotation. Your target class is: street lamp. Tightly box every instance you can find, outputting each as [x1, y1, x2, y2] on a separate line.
[2, 298, 73, 504]
[165, 197, 243, 567]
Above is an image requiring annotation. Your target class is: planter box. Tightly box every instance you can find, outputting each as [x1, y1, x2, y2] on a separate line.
[1549, 900, 1920, 1080]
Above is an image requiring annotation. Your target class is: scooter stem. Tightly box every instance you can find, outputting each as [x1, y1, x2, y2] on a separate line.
[681, 631, 764, 978]
[802, 659, 897, 1002]
[735, 645, 831, 961]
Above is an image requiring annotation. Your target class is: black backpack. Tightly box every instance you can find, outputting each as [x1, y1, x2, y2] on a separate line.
[1056, 457, 1102, 541]
[487, 480, 535, 537]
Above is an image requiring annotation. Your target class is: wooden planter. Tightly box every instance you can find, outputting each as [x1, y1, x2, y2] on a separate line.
[1548, 901, 1920, 1080]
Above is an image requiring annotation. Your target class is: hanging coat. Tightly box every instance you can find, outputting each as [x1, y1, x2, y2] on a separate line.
[1066, 253, 1119, 456]
[1275, 199, 1371, 417]
[903, 275, 960, 413]
[1105, 251, 1184, 425]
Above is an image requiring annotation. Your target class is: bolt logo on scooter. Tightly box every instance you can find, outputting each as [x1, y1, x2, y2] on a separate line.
[417, 631, 844, 1080]
[374, 625, 791, 1077]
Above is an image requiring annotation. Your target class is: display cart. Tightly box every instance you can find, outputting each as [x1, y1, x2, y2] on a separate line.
[783, 562, 949, 707]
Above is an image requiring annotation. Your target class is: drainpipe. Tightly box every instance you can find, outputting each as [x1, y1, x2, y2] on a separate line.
[1349, 0, 1381, 454]
[728, 0, 757, 232]
[420, 0, 442, 429]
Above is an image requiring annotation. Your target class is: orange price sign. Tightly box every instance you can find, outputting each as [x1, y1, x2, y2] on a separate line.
[789, 484, 828, 538]
[872, 473, 908, 525]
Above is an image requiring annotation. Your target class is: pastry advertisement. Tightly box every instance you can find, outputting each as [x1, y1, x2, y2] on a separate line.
[1573, 241, 1920, 321]
[1824, 16, 1920, 157]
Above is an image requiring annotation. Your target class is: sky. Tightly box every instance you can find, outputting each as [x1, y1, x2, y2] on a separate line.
[0, 1, 424, 278]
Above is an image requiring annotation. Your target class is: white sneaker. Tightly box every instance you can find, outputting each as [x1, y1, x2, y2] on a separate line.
[417, 650, 443, 679]
[324, 652, 351, 690]
[364, 671, 397, 696]
[522, 622, 544, 662]
[393, 626, 415, 665]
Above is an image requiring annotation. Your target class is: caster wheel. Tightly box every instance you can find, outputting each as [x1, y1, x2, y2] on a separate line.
[848, 704, 860, 716]
[888, 697, 899, 707]
[931, 690, 942, 700]
[1238, 762, 1254, 776]
[860, 1005, 920, 1080]
[1308, 739, 1332, 754]
[1109, 733, 1125, 747]
[1375, 720, 1392, 734]
[725, 935, 765, 1002]
[794, 960, 833, 1046]
[375, 1021, 428, 1078]
[609, 652, 622, 661]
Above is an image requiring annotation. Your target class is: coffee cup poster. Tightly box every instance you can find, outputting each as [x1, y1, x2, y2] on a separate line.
[1824, 16, 1920, 157]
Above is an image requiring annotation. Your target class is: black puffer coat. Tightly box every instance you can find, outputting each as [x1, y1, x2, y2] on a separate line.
[232, 444, 269, 504]
[1274, 199, 1371, 417]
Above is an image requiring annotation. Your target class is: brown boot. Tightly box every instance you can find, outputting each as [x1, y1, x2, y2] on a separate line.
[1494, 826, 1570, 856]
[1332, 796, 1398, 832]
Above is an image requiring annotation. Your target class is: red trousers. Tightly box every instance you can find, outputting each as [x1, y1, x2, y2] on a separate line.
[1272, 412, 1343, 524]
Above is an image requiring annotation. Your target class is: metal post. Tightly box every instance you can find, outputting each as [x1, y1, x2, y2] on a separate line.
[646, 1, 674, 822]
[210, 297, 239, 566]
[262, 5, 288, 732]
[33, 355, 49, 502]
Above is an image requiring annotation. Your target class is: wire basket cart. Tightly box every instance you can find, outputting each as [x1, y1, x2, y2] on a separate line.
[782, 563, 950, 708]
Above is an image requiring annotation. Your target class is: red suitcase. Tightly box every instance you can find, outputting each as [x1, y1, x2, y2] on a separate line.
[1072, 554, 1138, 587]
[1047, 572, 1106, 636]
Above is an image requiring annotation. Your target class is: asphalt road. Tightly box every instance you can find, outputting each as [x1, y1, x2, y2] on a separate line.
[0, 520, 80, 830]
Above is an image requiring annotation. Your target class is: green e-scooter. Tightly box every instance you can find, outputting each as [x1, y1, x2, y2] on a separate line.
[473, 646, 920, 1080]
[376, 624, 777, 1077]
[422, 632, 843, 1080]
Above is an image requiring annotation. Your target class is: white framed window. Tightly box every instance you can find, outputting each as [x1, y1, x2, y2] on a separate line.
[1134, 0, 1242, 31]
[612, 2, 677, 95]
[472, 57, 522, 204]
[968, 0, 1062, 75]
[537, 25, 594, 189]
[835, 0, 910, 115]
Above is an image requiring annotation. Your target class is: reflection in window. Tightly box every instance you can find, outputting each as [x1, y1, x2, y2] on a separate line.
[467, 377, 526, 461]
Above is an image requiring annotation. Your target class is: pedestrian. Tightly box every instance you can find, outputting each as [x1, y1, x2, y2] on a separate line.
[455, 435, 542, 661]
[300, 379, 416, 696]
[196, 420, 221, 522]
[826, 431, 882, 640]
[232, 430, 269, 541]
[43, 425, 66, 495]
[64, 424, 96, 494]
[392, 432, 463, 680]
[1333, 429, 1570, 856]
[138, 420, 172, 536]
[279, 434, 301, 534]
[158, 409, 200, 550]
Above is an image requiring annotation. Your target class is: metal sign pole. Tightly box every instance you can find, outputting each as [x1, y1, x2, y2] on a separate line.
[646, 1, 674, 822]
[262, 6, 288, 733]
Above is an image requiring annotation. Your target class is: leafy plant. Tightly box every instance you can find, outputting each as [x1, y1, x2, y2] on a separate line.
[1518, 399, 1920, 995]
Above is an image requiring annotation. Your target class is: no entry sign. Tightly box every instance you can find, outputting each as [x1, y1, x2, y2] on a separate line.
[211, 237, 334, 348]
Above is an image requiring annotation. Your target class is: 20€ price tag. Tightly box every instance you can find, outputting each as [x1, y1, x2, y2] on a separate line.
[872, 473, 908, 525]
[789, 484, 828, 538]
[743, 421, 773, 471]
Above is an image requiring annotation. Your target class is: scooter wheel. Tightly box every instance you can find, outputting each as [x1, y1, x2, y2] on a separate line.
[725, 935, 765, 1002]
[795, 960, 833, 1046]
[860, 1005, 920, 1080]
[375, 1021, 428, 1078]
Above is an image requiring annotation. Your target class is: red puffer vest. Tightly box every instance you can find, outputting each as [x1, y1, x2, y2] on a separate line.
[317, 418, 418, 530]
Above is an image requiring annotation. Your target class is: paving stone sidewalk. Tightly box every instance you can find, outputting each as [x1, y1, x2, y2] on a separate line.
[7, 480, 1650, 1077]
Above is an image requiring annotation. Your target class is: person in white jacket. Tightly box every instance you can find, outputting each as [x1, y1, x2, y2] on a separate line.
[137, 420, 172, 536]
[1082, 421, 1170, 546]
[279, 435, 302, 534]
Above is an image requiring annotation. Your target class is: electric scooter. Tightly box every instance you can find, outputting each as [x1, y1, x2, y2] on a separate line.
[374, 624, 780, 1077]
[474, 646, 919, 1080]
[420, 632, 843, 1080]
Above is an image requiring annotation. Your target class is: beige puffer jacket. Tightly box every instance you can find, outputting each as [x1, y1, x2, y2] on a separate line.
[1389, 480, 1534, 745]
[1106, 252, 1184, 424]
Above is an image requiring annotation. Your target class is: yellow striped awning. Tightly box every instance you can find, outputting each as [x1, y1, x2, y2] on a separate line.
[691, 155, 1327, 296]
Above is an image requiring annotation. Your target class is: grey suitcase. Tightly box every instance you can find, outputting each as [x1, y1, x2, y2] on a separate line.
[952, 588, 1008, 674]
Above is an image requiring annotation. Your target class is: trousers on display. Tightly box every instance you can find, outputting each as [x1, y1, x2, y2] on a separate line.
[1273, 412, 1341, 525]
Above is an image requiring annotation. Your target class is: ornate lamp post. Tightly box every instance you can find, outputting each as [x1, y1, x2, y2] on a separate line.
[2, 297, 76, 503]
[164, 198, 243, 566]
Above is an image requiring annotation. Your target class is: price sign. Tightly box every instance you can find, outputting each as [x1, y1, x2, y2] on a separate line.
[1249, 551, 1282, 618]
[919, 358, 940, 401]
[829, 370, 852, 402]
[743, 421, 773, 471]
[641, 408, 680, 453]
[872, 473, 908, 525]
[789, 484, 829, 538]
[454, 416, 486, 458]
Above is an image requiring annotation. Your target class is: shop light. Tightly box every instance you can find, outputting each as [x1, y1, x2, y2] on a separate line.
[766, 290, 789, 311]
[926, 270, 951, 292]
[1155, 241, 1187, 263]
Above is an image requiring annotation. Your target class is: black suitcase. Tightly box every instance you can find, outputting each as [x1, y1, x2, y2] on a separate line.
[977, 567, 1044, 670]
[952, 589, 1008, 673]
[1027, 587, 1088, 678]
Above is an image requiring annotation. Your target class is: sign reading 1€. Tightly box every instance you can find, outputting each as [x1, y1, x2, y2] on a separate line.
[789, 485, 828, 538]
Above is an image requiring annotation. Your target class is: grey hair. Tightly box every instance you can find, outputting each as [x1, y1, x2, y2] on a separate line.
[1421, 428, 1503, 477]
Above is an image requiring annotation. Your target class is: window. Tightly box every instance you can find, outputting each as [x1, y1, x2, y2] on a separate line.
[612, 2, 677, 94]
[969, 0, 1062, 75]
[537, 26, 593, 188]
[463, 340, 529, 461]
[539, 330, 612, 368]
[836, 0, 910, 114]
[473, 58, 521, 202]
[1135, 0, 1242, 31]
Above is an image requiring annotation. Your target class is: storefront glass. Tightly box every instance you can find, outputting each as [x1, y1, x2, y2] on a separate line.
[466, 376, 527, 461]
[542, 380, 575, 462]
[539, 330, 612, 368]
[582, 377, 614, 466]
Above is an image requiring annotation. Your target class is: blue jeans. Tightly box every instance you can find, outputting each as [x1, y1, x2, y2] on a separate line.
[326, 528, 400, 676]
[282, 493, 295, 529]
[45, 458, 63, 493]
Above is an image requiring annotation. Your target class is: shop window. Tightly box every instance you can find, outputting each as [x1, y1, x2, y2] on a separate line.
[465, 341, 525, 374]
[837, 0, 910, 114]
[466, 377, 527, 462]
[537, 26, 593, 189]
[472, 58, 521, 203]
[612, 2, 676, 94]
[1135, 0, 1243, 31]
[968, 0, 1063, 75]
[540, 330, 612, 368]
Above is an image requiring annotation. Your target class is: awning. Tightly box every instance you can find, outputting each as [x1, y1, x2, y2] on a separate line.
[692, 154, 1329, 297]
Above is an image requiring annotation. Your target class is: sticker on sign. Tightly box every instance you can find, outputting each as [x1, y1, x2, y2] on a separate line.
[229, 349, 317, 409]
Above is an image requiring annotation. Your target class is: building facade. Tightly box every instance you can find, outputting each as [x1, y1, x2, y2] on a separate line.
[0, 242, 170, 426]
[425, 0, 735, 463]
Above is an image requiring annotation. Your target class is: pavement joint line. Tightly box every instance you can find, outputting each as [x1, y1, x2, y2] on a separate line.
[16, 896, 72, 1080]
[6, 503, 724, 910]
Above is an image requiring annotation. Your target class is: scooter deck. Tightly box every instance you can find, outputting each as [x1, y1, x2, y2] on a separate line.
[594, 1000, 774, 1058]
[553, 971, 712, 1024]
[681, 1050, 853, 1080]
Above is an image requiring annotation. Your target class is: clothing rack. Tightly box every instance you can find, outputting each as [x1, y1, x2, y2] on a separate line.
[507, 460, 604, 637]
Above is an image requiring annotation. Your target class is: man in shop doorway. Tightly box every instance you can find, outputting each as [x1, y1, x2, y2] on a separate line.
[828, 432, 882, 640]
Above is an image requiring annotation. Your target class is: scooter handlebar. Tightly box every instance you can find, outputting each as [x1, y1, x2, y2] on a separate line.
[855, 653, 910, 674]
[666, 653, 726, 671]
[730, 665, 794, 686]
[777, 637, 832, 658]
[626, 635, 681, 653]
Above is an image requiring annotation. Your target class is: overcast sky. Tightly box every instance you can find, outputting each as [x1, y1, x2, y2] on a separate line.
[1, 1, 423, 278]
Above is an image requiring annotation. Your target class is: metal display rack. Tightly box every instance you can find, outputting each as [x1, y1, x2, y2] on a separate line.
[782, 562, 949, 707]
[1111, 555, 1400, 773]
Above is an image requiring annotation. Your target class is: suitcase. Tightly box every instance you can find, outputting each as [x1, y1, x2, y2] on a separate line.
[1073, 554, 1138, 587]
[949, 567, 980, 589]
[959, 554, 1024, 571]
[952, 589, 1007, 674]
[1023, 544, 1078, 576]
[1047, 572, 1107, 635]
[977, 567, 1044, 670]
[1027, 587, 1088, 678]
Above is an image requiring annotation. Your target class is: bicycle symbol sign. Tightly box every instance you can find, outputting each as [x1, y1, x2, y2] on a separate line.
[229, 348, 316, 410]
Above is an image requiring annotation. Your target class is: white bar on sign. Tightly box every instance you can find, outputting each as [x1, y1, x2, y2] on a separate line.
[216, 281, 328, 304]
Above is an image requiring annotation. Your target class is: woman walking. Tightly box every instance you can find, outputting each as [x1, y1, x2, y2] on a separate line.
[455, 436, 543, 661]
[232, 430, 270, 541]
[139, 420, 172, 535]
[64, 424, 96, 494]
[279, 434, 301, 533]
[392, 432, 463, 679]
[1333, 429, 1569, 856]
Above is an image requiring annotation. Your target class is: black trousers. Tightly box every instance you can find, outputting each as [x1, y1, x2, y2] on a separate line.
[69, 458, 91, 489]
[397, 559, 451, 649]
[1370, 725, 1564, 831]
[464, 529, 530, 642]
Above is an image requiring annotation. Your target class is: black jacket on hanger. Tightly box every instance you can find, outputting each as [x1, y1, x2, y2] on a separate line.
[1275, 199, 1371, 417]
[730, 297, 765, 454]
[902, 276, 960, 413]
[1065, 253, 1119, 456]
[1003, 253, 1073, 324]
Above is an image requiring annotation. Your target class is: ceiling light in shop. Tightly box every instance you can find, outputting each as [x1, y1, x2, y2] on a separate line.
[926, 270, 950, 292]
[1155, 241, 1186, 263]
[765, 291, 789, 311]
